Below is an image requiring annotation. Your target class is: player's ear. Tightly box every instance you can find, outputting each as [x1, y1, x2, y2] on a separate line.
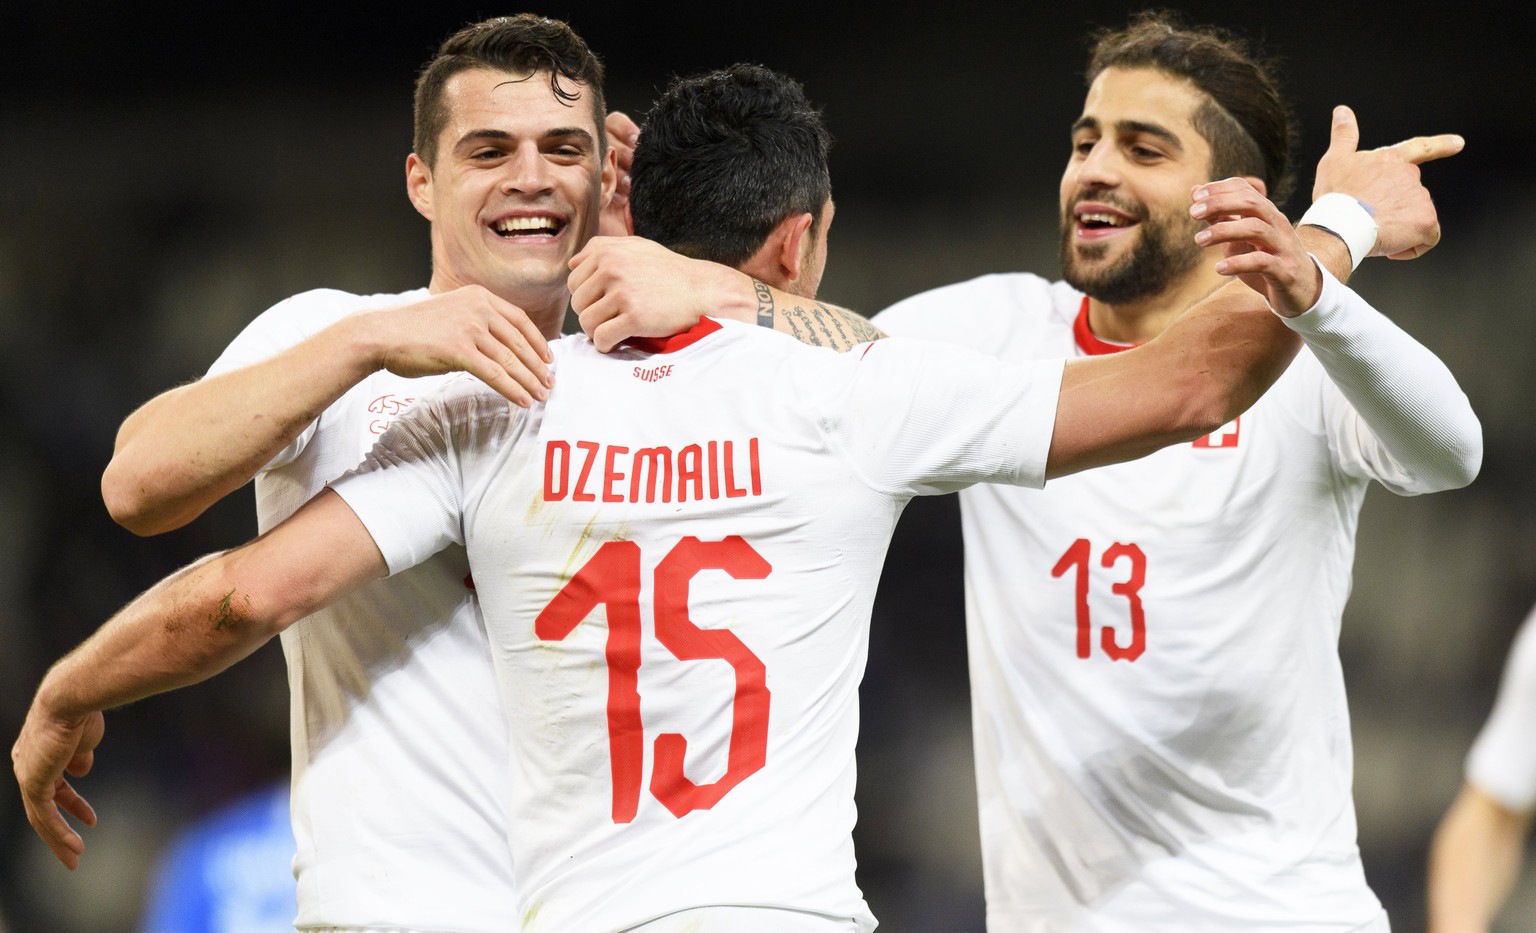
[600, 145, 619, 209]
[777, 212, 816, 284]
[406, 153, 435, 221]
[1243, 175, 1268, 199]
[739, 211, 812, 289]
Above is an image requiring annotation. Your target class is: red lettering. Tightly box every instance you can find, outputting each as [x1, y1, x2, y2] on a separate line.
[677, 445, 704, 502]
[723, 440, 747, 498]
[708, 441, 720, 499]
[749, 437, 762, 496]
[574, 441, 601, 502]
[603, 446, 629, 503]
[544, 441, 571, 501]
[631, 447, 673, 503]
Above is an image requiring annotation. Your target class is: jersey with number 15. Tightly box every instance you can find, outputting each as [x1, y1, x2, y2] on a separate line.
[330, 318, 1064, 933]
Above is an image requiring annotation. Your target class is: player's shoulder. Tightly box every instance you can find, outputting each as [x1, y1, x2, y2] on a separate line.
[251, 286, 430, 337]
[879, 271, 1062, 317]
[874, 272, 1080, 354]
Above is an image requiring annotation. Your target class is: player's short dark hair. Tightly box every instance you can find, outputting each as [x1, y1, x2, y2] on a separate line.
[1088, 10, 1296, 206]
[413, 14, 606, 167]
[630, 64, 833, 267]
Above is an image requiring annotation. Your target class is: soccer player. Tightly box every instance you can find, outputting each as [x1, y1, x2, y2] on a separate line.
[568, 13, 1480, 932]
[16, 61, 1448, 932]
[92, 15, 620, 932]
[1427, 602, 1536, 933]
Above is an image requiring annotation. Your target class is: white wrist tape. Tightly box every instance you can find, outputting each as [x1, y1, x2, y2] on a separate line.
[1299, 193, 1377, 271]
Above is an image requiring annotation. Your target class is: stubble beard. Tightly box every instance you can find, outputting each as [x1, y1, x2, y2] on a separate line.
[1059, 207, 1204, 307]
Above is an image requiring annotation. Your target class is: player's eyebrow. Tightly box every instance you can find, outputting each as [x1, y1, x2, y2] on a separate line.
[1070, 116, 1184, 153]
[455, 128, 596, 150]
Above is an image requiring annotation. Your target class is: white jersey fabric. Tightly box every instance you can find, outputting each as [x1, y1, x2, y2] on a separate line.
[331, 319, 1065, 933]
[207, 288, 516, 932]
[875, 267, 1480, 932]
[1467, 603, 1536, 812]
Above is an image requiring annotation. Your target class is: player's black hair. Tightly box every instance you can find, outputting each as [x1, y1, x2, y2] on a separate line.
[1088, 10, 1297, 206]
[414, 14, 607, 167]
[630, 64, 832, 266]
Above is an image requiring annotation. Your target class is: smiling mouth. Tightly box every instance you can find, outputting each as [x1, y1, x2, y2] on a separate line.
[1076, 211, 1135, 231]
[491, 216, 565, 238]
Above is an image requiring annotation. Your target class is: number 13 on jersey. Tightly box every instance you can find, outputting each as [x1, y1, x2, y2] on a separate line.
[1052, 538, 1147, 662]
[535, 536, 772, 823]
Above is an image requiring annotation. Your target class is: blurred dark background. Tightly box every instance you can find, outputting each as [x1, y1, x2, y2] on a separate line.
[3, 2, 1533, 930]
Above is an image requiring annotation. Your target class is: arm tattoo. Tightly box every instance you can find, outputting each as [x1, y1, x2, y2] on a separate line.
[754, 280, 776, 329]
[211, 588, 251, 632]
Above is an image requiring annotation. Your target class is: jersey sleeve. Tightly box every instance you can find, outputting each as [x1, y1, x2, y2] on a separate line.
[1467, 605, 1536, 812]
[823, 337, 1063, 497]
[203, 289, 353, 471]
[1283, 263, 1482, 495]
[329, 378, 514, 576]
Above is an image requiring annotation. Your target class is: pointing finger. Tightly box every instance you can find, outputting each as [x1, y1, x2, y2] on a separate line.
[1386, 133, 1466, 165]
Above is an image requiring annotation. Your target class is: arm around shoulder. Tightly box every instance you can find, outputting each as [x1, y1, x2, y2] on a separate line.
[102, 311, 386, 535]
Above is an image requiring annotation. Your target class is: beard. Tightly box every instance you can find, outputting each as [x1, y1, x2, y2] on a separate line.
[1059, 202, 1203, 306]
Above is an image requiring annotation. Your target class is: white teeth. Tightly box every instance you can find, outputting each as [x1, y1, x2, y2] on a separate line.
[1079, 212, 1129, 227]
[495, 216, 560, 234]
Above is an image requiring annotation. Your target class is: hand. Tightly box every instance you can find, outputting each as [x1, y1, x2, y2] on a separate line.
[1312, 105, 1464, 260]
[364, 286, 555, 405]
[14, 705, 105, 869]
[569, 236, 746, 352]
[599, 111, 640, 238]
[1192, 177, 1320, 317]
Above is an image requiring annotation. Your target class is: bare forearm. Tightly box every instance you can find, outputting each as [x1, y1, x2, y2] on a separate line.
[103, 314, 382, 535]
[37, 555, 280, 723]
[1427, 784, 1531, 933]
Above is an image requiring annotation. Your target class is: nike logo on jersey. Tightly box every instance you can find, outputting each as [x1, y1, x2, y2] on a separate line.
[544, 437, 764, 504]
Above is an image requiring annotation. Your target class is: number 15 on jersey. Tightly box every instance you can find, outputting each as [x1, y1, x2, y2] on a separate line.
[536, 536, 773, 823]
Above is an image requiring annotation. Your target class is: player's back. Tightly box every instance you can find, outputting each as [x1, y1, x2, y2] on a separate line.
[468, 320, 894, 931]
[346, 316, 1061, 931]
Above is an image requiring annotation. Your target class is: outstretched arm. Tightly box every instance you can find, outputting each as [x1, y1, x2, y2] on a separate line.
[12, 489, 382, 869]
[568, 235, 884, 353]
[1295, 106, 1479, 492]
[1427, 782, 1532, 933]
[103, 287, 554, 536]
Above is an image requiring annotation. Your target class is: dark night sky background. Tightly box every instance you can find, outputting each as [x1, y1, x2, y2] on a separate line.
[3, 2, 1534, 931]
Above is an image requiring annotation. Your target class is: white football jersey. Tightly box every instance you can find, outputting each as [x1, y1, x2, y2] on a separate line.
[332, 319, 1064, 933]
[875, 269, 1479, 932]
[207, 289, 516, 932]
[1468, 603, 1536, 812]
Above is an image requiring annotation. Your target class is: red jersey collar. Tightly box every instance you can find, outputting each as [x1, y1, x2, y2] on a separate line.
[623, 317, 723, 354]
[1073, 296, 1140, 356]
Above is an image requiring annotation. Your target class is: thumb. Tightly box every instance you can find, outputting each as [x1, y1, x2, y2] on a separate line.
[1327, 105, 1361, 158]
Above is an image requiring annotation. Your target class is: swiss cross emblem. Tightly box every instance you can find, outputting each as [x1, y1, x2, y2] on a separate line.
[1192, 416, 1241, 449]
[368, 393, 417, 435]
